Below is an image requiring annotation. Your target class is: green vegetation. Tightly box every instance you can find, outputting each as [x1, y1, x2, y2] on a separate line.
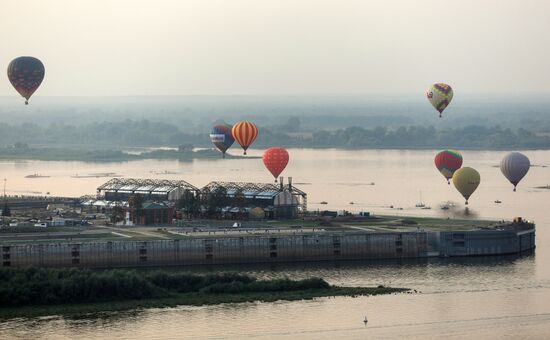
[306, 125, 550, 149]
[2, 119, 550, 154]
[0, 144, 249, 162]
[0, 268, 407, 318]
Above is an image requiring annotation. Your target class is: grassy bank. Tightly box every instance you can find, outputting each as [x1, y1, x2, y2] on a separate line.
[0, 146, 252, 162]
[0, 268, 408, 318]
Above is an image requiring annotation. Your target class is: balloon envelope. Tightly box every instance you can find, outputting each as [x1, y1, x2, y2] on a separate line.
[452, 167, 480, 205]
[7, 56, 45, 104]
[435, 150, 463, 184]
[500, 152, 530, 191]
[210, 123, 234, 157]
[232, 121, 258, 155]
[263, 147, 289, 181]
[426, 83, 453, 117]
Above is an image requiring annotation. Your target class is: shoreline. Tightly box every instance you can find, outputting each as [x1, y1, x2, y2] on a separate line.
[0, 146, 549, 163]
[0, 286, 408, 319]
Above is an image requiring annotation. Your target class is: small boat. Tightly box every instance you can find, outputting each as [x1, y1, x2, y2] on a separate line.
[415, 191, 426, 208]
[320, 201, 328, 205]
[421, 206, 432, 210]
[25, 173, 50, 178]
[363, 315, 368, 324]
[441, 205, 450, 210]
[349, 201, 354, 205]
[494, 200, 502, 204]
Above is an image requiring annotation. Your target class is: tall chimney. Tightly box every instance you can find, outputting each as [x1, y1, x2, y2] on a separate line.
[288, 176, 292, 191]
[279, 176, 284, 191]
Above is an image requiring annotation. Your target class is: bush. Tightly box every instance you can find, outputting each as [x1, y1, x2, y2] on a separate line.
[0, 268, 330, 307]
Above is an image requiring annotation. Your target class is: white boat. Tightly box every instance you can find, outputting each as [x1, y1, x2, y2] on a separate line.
[415, 191, 426, 208]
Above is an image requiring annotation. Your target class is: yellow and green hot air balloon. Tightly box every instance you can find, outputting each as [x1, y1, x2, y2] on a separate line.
[452, 167, 480, 205]
[426, 83, 453, 118]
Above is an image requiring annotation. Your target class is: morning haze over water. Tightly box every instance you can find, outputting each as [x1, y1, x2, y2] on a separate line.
[1, 0, 550, 339]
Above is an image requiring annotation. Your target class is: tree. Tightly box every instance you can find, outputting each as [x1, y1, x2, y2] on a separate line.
[176, 190, 200, 218]
[207, 187, 229, 217]
[111, 206, 124, 223]
[127, 194, 144, 222]
[128, 194, 144, 209]
[233, 189, 246, 208]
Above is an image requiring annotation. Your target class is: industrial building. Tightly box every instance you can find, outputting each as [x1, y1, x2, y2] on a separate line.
[122, 202, 174, 225]
[97, 178, 200, 202]
[201, 178, 307, 218]
[94, 177, 307, 221]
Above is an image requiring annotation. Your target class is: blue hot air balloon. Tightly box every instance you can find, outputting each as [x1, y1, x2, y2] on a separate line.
[210, 123, 235, 158]
[500, 152, 530, 191]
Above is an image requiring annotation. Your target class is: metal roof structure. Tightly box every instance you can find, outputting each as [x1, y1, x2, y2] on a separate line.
[202, 181, 307, 211]
[202, 181, 306, 197]
[97, 178, 200, 195]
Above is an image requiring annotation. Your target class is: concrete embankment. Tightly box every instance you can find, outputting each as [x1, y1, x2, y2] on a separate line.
[1, 225, 535, 268]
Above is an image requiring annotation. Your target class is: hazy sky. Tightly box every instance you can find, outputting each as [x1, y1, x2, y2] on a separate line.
[1, 0, 549, 96]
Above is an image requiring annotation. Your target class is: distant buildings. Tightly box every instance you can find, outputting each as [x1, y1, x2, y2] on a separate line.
[97, 178, 200, 202]
[93, 177, 307, 224]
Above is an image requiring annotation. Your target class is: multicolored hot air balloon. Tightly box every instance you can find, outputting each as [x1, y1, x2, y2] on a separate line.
[232, 121, 258, 155]
[426, 83, 453, 118]
[210, 123, 235, 158]
[500, 152, 530, 191]
[7, 56, 45, 105]
[435, 150, 463, 184]
[263, 147, 289, 182]
[452, 167, 480, 205]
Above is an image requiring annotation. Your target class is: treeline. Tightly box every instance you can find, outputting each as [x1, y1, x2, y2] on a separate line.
[306, 125, 550, 149]
[0, 267, 329, 307]
[2, 119, 550, 150]
[0, 145, 244, 162]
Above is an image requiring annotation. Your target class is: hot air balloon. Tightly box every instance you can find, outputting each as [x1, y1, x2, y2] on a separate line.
[500, 152, 530, 191]
[210, 123, 235, 158]
[7, 56, 45, 105]
[452, 167, 480, 205]
[426, 83, 453, 118]
[263, 147, 289, 182]
[435, 150, 463, 184]
[232, 121, 258, 155]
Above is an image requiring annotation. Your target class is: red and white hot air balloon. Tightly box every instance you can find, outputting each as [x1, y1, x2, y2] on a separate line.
[262, 147, 289, 182]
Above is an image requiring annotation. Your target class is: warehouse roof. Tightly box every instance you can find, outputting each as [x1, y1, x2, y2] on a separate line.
[202, 181, 306, 199]
[97, 178, 200, 194]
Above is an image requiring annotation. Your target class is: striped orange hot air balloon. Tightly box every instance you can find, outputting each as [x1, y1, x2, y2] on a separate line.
[232, 121, 258, 155]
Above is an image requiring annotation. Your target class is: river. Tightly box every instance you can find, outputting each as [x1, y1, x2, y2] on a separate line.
[1, 149, 549, 339]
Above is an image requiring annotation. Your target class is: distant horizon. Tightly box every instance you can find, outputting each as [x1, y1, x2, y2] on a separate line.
[1, 92, 550, 99]
[2, 1, 549, 96]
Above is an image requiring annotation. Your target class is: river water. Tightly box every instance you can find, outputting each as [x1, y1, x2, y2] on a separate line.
[1, 149, 549, 339]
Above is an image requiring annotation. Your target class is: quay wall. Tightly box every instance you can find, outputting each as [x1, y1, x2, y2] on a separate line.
[1, 228, 536, 268]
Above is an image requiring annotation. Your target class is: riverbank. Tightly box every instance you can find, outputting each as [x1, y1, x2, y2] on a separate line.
[0, 146, 252, 162]
[0, 268, 407, 318]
